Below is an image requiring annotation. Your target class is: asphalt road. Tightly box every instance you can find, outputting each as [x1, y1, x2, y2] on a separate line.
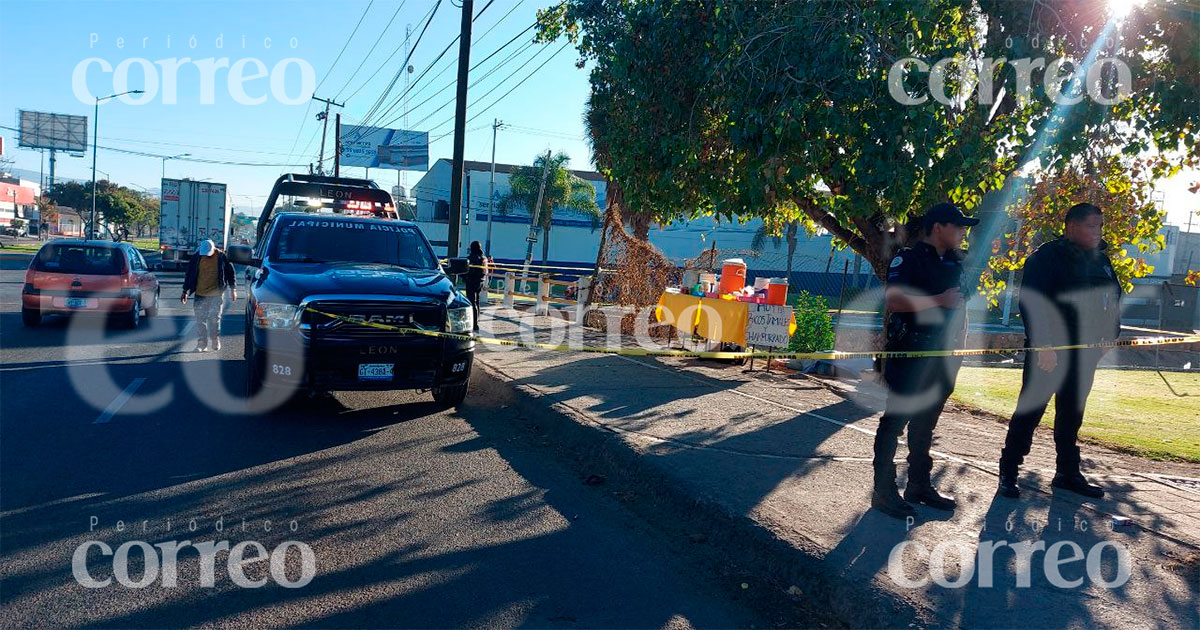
[0, 253, 767, 629]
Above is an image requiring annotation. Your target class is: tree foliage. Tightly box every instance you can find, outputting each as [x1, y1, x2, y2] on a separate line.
[540, 0, 1199, 286]
[47, 180, 159, 239]
[497, 151, 602, 263]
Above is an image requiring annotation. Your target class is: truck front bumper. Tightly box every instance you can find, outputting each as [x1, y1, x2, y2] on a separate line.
[249, 326, 474, 392]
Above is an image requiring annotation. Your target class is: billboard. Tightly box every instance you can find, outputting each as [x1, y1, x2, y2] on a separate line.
[18, 111, 88, 152]
[339, 125, 428, 170]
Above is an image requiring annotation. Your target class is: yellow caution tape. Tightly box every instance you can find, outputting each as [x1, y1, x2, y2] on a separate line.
[302, 307, 1200, 361]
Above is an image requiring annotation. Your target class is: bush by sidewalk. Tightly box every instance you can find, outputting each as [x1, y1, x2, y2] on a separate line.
[788, 290, 835, 353]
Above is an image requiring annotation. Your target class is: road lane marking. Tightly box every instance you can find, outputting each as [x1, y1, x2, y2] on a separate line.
[93, 378, 146, 424]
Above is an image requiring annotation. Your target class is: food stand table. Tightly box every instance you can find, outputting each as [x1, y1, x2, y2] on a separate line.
[655, 292, 797, 347]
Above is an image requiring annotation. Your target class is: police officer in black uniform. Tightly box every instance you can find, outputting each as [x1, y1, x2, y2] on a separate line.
[872, 202, 979, 519]
[998, 203, 1122, 499]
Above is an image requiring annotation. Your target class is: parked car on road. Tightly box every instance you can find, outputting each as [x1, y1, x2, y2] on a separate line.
[21, 240, 160, 328]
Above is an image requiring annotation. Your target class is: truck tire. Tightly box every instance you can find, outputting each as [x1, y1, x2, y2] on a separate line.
[432, 381, 469, 409]
[245, 356, 265, 398]
[21, 307, 40, 327]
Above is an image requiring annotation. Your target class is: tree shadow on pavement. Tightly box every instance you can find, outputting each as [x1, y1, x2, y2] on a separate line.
[3, 377, 766, 629]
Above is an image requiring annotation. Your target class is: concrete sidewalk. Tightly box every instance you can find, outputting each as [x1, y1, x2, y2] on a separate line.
[472, 306, 1199, 629]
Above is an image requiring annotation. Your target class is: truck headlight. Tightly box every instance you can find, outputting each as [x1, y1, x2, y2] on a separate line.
[254, 302, 301, 329]
[446, 306, 473, 334]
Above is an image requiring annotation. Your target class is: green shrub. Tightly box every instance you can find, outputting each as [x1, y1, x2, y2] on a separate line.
[788, 290, 835, 353]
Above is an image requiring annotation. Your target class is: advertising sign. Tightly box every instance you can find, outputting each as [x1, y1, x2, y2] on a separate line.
[18, 110, 88, 152]
[339, 125, 428, 170]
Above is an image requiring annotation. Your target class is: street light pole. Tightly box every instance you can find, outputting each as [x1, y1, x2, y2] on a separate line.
[485, 119, 504, 256]
[91, 89, 143, 239]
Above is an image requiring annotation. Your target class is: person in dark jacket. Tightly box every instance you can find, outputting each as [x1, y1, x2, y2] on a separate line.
[181, 239, 238, 352]
[998, 203, 1123, 499]
[465, 241, 489, 332]
[871, 202, 979, 519]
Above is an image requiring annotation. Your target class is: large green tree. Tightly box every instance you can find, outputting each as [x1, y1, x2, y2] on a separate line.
[540, 0, 1199, 285]
[497, 151, 602, 264]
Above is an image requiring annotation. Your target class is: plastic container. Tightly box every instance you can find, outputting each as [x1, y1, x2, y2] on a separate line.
[699, 273, 717, 294]
[719, 259, 747, 295]
[766, 277, 789, 305]
[682, 269, 700, 290]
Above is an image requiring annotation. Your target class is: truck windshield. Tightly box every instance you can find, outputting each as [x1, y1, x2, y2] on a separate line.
[268, 217, 439, 269]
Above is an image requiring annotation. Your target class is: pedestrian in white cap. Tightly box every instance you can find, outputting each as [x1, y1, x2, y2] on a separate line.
[181, 239, 237, 352]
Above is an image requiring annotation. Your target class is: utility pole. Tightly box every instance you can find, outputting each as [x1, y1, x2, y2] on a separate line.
[447, 0, 474, 258]
[485, 118, 504, 256]
[521, 150, 553, 281]
[312, 95, 344, 175]
[334, 113, 342, 178]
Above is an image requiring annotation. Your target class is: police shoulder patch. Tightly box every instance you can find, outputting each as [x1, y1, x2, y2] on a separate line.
[889, 255, 904, 268]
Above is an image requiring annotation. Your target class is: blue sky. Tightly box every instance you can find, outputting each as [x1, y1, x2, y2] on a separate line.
[0, 0, 594, 214]
[2, 0, 1196, 228]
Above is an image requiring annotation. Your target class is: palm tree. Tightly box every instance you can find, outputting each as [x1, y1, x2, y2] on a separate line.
[497, 151, 601, 264]
[751, 220, 800, 281]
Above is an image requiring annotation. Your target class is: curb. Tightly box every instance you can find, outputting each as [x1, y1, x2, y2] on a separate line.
[473, 359, 932, 629]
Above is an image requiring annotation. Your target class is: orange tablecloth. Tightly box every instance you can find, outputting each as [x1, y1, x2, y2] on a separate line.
[655, 292, 797, 347]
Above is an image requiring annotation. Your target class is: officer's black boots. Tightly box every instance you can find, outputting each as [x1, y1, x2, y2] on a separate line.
[903, 484, 957, 511]
[1051, 472, 1105, 499]
[997, 475, 1021, 498]
[871, 488, 917, 520]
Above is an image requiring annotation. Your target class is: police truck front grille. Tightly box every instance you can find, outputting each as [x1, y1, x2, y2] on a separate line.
[302, 300, 443, 339]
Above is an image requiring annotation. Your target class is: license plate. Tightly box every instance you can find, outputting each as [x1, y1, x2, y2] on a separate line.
[65, 297, 91, 309]
[358, 363, 394, 381]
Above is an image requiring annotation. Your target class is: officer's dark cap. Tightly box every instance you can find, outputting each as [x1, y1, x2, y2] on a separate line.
[924, 202, 980, 228]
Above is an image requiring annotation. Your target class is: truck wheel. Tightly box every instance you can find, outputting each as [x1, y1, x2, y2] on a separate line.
[145, 290, 160, 317]
[245, 352, 264, 398]
[21, 307, 41, 327]
[432, 382, 469, 409]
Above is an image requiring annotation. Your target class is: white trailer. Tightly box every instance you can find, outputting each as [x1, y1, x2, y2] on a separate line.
[159, 179, 231, 269]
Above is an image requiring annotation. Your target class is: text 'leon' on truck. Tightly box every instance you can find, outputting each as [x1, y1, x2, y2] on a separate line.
[159, 179, 232, 269]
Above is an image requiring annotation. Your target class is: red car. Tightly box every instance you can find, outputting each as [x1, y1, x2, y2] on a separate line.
[22, 240, 161, 328]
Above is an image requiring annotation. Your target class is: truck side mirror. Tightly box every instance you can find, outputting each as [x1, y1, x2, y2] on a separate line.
[228, 244, 260, 267]
[445, 257, 469, 275]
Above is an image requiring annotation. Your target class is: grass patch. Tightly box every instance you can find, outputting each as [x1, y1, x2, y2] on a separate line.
[129, 237, 159, 251]
[0, 244, 41, 253]
[953, 367, 1200, 463]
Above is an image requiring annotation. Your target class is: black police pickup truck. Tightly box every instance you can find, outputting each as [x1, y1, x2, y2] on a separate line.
[228, 174, 474, 410]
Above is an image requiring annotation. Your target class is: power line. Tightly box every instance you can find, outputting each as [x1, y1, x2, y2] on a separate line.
[386, 22, 538, 131]
[387, 1, 528, 114]
[332, 0, 408, 100]
[356, 0, 501, 135]
[428, 41, 568, 139]
[0, 124, 311, 167]
[338, 3, 421, 104]
[385, 36, 540, 133]
[353, 0, 442, 135]
[317, 0, 376, 93]
[285, 1, 376, 168]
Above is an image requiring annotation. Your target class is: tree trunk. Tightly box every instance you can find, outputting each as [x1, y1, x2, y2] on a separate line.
[630, 213, 651, 241]
[541, 223, 551, 264]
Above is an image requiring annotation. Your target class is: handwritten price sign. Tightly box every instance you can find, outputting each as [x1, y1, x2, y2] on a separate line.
[745, 304, 793, 349]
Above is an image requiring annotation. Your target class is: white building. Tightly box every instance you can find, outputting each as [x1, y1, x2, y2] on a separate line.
[408, 158, 864, 281]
